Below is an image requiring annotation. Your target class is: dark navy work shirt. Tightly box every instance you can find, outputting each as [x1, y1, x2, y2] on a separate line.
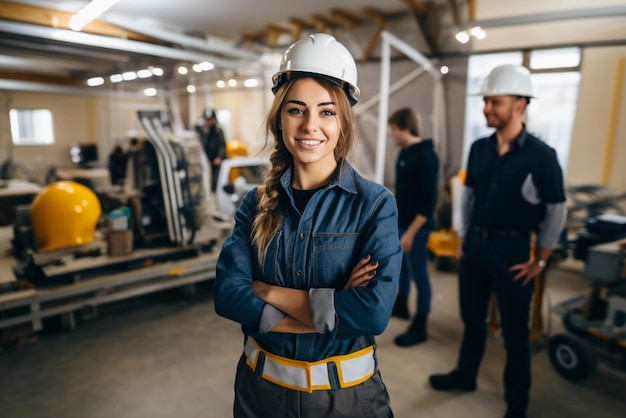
[395, 139, 439, 229]
[465, 127, 565, 231]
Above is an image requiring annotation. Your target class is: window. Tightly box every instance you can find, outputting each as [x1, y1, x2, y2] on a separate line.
[9, 108, 55, 145]
[462, 48, 581, 174]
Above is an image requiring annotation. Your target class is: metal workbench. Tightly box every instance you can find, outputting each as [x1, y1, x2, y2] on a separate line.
[0, 249, 219, 332]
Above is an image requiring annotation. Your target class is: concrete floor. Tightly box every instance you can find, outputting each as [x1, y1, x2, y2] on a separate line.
[1, 261, 625, 418]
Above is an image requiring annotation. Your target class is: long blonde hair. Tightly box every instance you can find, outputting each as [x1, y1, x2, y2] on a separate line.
[252, 77, 356, 265]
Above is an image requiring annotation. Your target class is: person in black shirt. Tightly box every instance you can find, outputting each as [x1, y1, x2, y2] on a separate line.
[429, 64, 567, 418]
[388, 108, 439, 346]
[195, 109, 226, 191]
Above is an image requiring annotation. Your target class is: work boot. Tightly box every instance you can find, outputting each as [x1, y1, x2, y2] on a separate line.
[391, 295, 410, 319]
[394, 314, 427, 346]
[429, 369, 477, 391]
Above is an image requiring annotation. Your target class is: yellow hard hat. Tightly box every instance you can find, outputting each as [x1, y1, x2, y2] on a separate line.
[30, 181, 102, 252]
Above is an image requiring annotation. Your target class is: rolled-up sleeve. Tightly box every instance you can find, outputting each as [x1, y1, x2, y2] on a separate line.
[332, 192, 402, 339]
[214, 189, 266, 330]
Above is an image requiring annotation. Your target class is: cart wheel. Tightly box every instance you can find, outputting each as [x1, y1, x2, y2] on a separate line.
[548, 333, 597, 381]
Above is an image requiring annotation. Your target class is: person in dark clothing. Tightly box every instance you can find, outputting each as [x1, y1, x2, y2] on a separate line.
[388, 108, 439, 346]
[195, 109, 226, 191]
[428, 64, 567, 418]
[108, 145, 128, 186]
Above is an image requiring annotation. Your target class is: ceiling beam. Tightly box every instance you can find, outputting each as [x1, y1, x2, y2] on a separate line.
[362, 8, 387, 61]
[309, 14, 337, 33]
[447, 0, 461, 25]
[266, 24, 291, 48]
[0, 21, 260, 71]
[289, 18, 315, 42]
[402, 0, 439, 56]
[0, 0, 156, 43]
[330, 9, 364, 31]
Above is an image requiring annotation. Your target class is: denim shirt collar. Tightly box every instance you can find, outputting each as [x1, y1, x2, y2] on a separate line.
[279, 159, 359, 199]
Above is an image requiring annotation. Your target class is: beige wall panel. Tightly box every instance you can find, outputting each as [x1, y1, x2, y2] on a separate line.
[567, 46, 626, 193]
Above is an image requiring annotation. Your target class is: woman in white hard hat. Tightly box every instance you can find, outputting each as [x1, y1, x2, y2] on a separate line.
[214, 33, 401, 417]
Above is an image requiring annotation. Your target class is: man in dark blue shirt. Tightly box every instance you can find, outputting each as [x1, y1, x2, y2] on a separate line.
[388, 108, 439, 346]
[429, 64, 567, 418]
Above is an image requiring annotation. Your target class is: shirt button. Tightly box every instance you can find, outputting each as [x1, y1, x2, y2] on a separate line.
[296, 270, 303, 276]
[299, 233, 306, 239]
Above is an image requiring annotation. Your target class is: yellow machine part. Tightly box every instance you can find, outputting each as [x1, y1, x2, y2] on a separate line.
[30, 181, 102, 252]
[427, 229, 459, 258]
[226, 140, 250, 183]
[226, 140, 249, 158]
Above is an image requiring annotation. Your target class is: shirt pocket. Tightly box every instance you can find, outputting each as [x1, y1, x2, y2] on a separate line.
[263, 229, 284, 285]
[312, 233, 361, 288]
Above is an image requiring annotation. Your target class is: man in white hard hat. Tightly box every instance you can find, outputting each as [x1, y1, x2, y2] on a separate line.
[429, 64, 567, 418]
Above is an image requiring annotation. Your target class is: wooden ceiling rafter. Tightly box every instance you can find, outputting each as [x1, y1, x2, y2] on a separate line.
[361, 7, 387, 61]
[447, 0, 461, 25]
[0, 0, 159, 43]
[289, 18, 315, 42]
[402, 0, 440, 56]
[309, 14, 338, 33]
[266, 24, 292, 48]
[330, 9, 364, 31]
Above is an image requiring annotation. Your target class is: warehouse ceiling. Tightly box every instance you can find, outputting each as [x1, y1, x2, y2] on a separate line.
[1, 0, 626, 93]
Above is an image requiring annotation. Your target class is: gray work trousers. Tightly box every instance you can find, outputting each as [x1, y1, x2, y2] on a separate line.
[233, 354, 394, 418]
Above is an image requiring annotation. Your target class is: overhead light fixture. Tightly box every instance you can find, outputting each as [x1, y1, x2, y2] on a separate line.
[143, 88, 157, 97]
[455, 26, 486, 44]
[137, 69, 152, 78]
[87, 77, 104, 86]
[470, 26, 487, 40]
[216, 80, 226, 88]
[440, 66, 449, 75]
[228, 79, 237, 87]
[69, 0, 121, 32]
[110, 74, 123, 83]
[177, 66, 188, 75]
[243, 78, 259, 88]
[186, 85, 196, 93]
[150, 67, 164, 76]
[122, 71, 137, 81]
[199, 61, 214, 71]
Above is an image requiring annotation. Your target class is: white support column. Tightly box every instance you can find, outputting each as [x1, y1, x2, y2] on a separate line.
[375, 36, 391, 185]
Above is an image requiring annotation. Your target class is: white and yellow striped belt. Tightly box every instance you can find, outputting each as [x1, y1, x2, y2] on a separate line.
[244, 337, 376, 393]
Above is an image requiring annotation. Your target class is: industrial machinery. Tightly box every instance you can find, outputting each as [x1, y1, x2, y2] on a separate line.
[548, 239, 626, 381]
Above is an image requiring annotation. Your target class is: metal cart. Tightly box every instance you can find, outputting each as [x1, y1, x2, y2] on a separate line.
[548, 239, 626, 381]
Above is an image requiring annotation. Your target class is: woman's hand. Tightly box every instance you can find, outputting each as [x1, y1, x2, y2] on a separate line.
[344, 254, 378, 290]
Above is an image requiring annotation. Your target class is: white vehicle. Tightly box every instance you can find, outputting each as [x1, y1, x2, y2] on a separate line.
[214, 157, 269, 218]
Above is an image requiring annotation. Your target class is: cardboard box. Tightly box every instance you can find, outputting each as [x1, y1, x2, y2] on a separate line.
[108, 230, 133, 256]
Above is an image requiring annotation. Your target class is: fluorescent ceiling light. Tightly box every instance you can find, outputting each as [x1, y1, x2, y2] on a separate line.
[192, 64, 202, 73]
[243, 78, 258, 88]
[69, 0, 121, 32]
[199, 61, 214, 71]
[122, 71, 137, 81]
[455, 30, 470, 44]
[216, 80, 226, 88]
[150, 67, 164, 76]
[110, 74, 123, 83]
[228, 79, 238, 87]
[87, 77, 104, 86]
[137, 69, 152, 78]
[144, 88, 157, 97]
[186, 85, 196, 93]
[178, 66, 188, 75]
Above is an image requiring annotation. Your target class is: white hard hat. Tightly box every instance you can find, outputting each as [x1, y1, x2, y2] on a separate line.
[271, 33, 360, 106]
[478, 64, 534, 98]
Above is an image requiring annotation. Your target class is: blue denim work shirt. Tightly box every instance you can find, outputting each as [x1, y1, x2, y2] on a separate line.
[214, 160, 402, 361]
